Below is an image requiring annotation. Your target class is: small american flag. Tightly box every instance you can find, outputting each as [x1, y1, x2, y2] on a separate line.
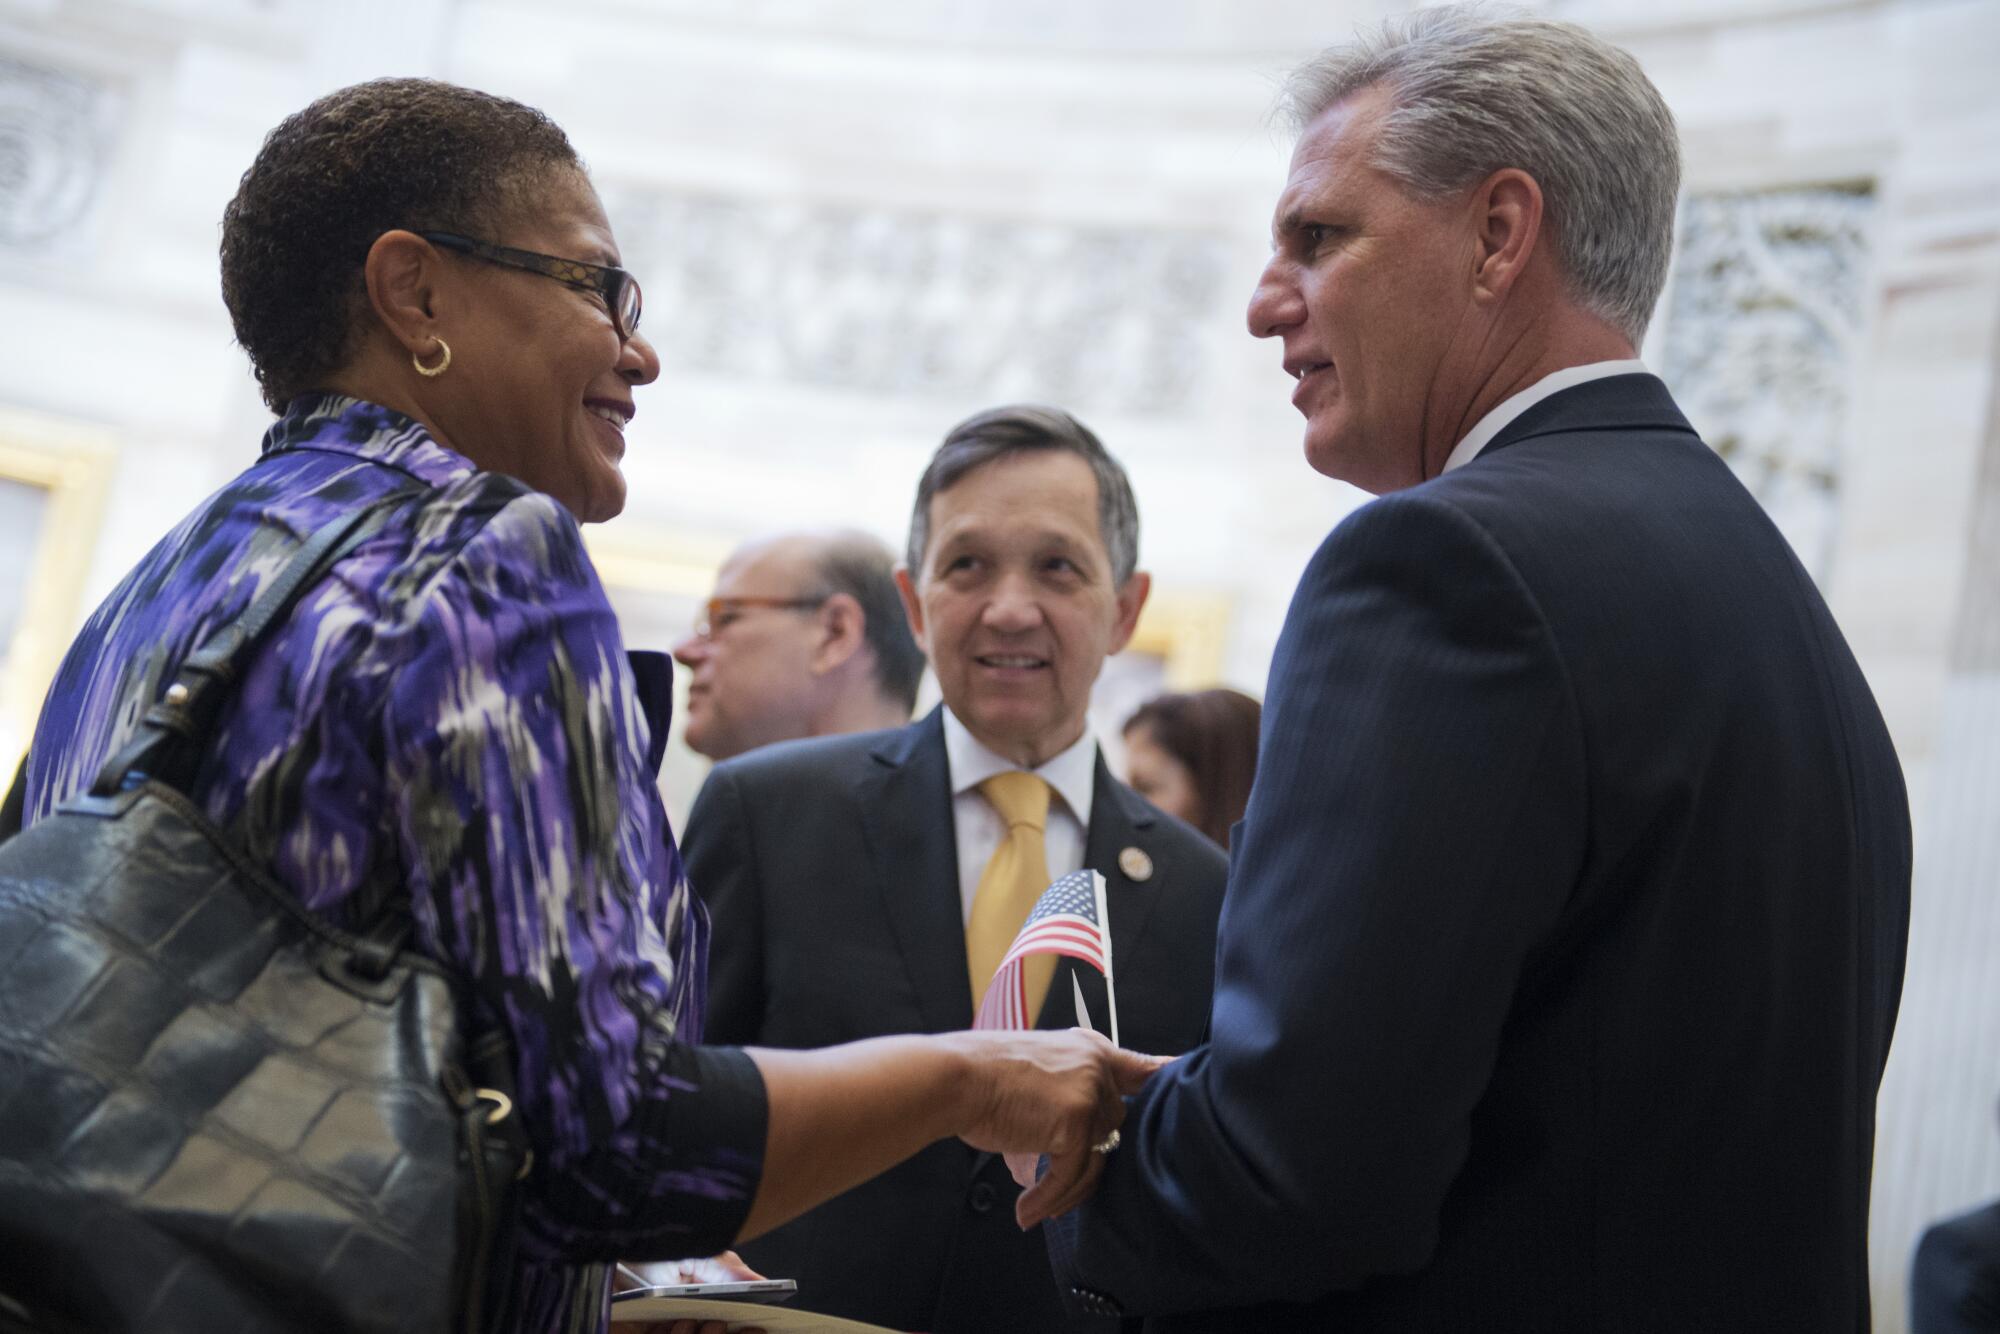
[974, 869, 1118, 1042]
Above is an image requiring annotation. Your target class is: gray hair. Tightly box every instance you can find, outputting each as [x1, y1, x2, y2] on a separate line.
[906, 405, 1140, 587]
[801, 531, 926, 712]
[1278, 4, 1681, 345]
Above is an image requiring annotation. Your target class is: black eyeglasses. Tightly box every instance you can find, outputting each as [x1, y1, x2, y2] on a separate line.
[419, 231, 643, 339]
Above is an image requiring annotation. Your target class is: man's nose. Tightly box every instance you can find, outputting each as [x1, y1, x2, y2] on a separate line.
[621, 327, 662, 386]
[981, 573, 1044, 632]
[671, 633, 709, 667]
[1246, 259, 1303, 339]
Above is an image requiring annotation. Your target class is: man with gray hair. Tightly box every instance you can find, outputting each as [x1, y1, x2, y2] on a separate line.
[672, 529, 923, 761]
[1041, 8, 1910, 1330]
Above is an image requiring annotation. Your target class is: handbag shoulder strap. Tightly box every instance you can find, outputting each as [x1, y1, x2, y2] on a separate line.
[89, 489, 421, 800]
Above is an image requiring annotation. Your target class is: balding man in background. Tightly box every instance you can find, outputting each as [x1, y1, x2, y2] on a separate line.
[673, 529, 922, 762]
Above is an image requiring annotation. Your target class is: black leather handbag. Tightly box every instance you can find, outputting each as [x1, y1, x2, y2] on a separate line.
[0, 497, 527, 1334]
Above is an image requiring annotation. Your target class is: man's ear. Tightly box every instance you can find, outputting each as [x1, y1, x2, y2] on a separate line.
[894, 566, 929, 656]
[361, 229, 449, 359]
[810, 593, 868, 675]
[892, 564, 928, 656]
[1106, 571, 1152, 656]
[1469, 167, 1544, 306]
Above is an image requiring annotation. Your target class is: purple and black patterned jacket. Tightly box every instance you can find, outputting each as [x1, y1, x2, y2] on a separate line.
[24, 394, 767, 1332]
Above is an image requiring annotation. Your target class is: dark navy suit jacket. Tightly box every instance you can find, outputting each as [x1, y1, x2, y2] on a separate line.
[1048, 374, 1912, 1332]
[1914, 1200, 2000, 1333]
[685, 708, 1227, 1333]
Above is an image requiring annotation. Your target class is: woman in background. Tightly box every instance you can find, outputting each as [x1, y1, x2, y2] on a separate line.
[1123, 688, 1262, 848]
[14, 78, 1142, 1334]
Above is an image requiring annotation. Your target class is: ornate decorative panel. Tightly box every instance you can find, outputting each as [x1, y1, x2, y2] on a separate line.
[0, 57, 124, 257]
[1659, 184, 1876, 580]
[605, 187, 1230, 416]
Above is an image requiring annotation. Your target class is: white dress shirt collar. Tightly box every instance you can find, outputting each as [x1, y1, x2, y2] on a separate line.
[1440, 359, 1650, 475]
[942, 706, 1097, 830]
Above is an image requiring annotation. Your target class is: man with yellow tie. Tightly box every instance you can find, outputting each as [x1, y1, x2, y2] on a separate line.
[685, 405, 1227, 1334]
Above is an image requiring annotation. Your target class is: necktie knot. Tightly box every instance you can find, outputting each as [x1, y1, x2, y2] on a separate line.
[979, 771, 1050, 832]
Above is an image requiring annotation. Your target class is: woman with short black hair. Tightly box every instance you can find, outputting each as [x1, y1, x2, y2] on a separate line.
[11, 78, 1144, 1334]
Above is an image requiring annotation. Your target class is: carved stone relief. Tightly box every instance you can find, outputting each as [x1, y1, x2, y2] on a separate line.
[1659, 184, 1875, 581]
[0, 57, 123, 256]
[605, 187, 1229, 416]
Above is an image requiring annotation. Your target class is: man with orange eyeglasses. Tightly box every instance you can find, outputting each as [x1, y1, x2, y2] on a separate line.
[673, 529, 922, 762]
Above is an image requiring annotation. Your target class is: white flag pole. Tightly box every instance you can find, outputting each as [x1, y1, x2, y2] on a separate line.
[1093, 869, 1119, 1048]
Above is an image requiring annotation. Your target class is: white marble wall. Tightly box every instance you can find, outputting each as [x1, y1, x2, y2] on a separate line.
[1, 0, 1995, 1324]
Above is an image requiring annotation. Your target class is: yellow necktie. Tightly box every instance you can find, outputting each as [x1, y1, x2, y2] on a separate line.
[966, 771, 1057, 1021]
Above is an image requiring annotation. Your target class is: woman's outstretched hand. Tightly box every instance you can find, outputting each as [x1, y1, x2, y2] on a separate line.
[947, 1028, 1168, 1228]
[740, 1029, 1167, 1243]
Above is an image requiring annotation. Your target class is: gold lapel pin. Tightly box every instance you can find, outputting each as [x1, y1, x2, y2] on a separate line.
[1118, 845, 1154, 882]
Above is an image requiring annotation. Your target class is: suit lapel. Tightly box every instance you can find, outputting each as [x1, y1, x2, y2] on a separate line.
[858, 708, 974, 1033]
[1039, 757, 1166, 1034]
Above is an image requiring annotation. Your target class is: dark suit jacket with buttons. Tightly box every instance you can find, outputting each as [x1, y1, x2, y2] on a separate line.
[685, 706, 1227, 1334]
[1048, 374, 1912, 1331]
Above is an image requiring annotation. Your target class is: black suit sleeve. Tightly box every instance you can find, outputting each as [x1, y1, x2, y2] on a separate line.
[684, 765, 765, 1047]
[1052, 491, 1587, 1312]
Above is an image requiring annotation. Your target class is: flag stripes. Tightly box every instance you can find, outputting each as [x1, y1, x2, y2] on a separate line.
[973, 869, 1114, 1034]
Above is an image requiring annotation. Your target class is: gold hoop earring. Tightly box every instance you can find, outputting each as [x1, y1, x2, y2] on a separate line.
[412, 338, 451, 378]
